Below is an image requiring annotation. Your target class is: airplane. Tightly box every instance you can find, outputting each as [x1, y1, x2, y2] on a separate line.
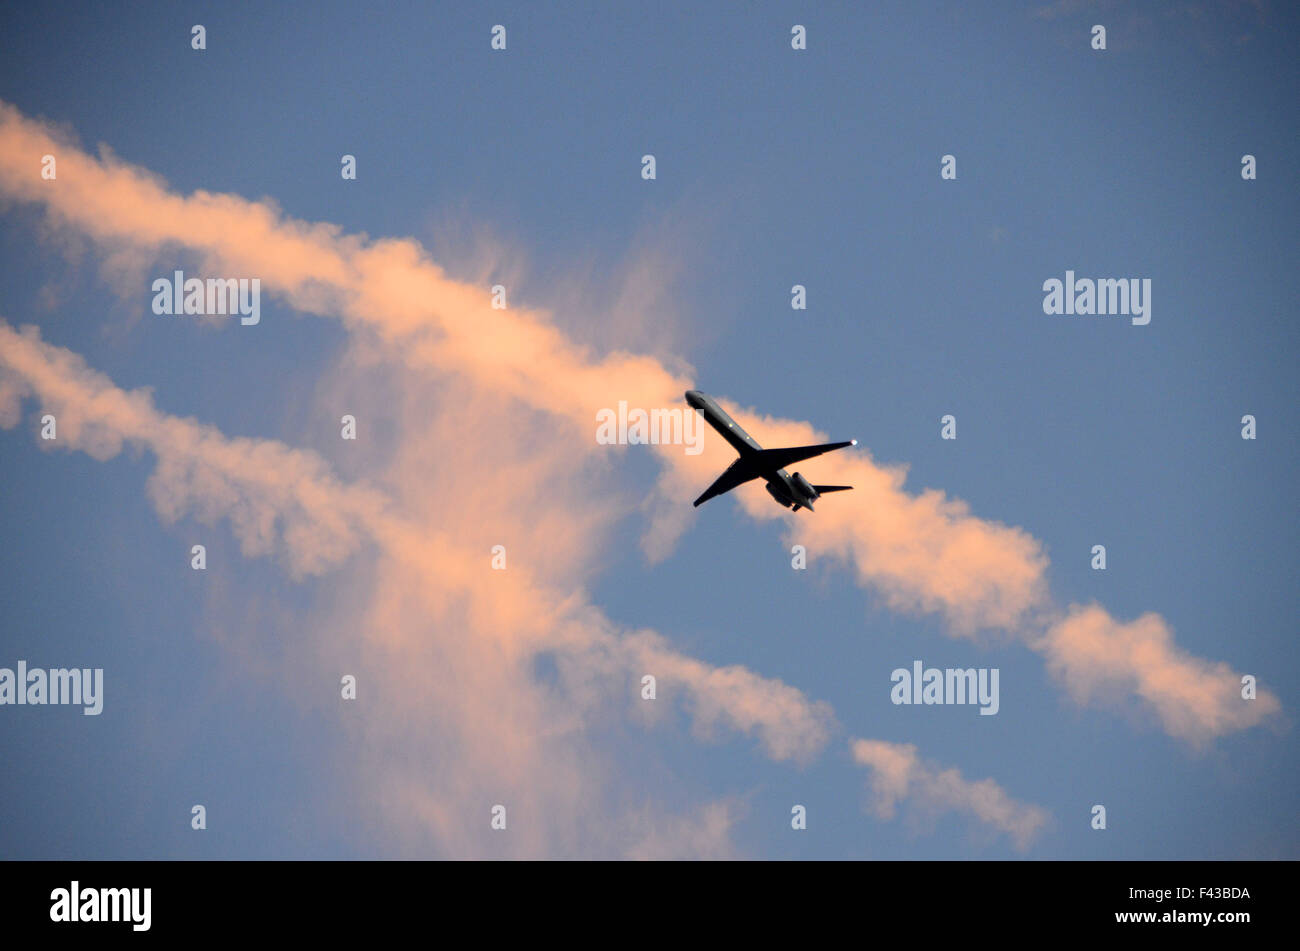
[685, 390, 855, 512]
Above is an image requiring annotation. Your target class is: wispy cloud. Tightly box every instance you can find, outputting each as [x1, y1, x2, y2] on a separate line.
[0, 97, 1278, 857]
[851, 739, 1049, 851]
[1035, 604, 1281, 744]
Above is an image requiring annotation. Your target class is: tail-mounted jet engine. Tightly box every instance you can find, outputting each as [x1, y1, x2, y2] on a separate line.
[791, 472, 818, 500]
[765, 482, 793, 508]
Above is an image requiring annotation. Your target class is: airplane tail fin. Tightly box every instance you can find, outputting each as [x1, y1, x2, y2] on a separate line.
[812, 485, 852, 494]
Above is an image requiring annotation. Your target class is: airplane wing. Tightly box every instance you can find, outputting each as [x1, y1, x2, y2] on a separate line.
[749, 441, 855, 473]
[693, 458, 761, 507]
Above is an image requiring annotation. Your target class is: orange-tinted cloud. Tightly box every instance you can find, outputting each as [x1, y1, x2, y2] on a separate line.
[851, 738, 1049, 851]
[0, 320, 389, 576]
[1035, 604, 1281, 745]
[0, 98, 1279, 756]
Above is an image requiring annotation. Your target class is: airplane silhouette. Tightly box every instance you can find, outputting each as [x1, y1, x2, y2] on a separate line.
[686, 390, 855, 512]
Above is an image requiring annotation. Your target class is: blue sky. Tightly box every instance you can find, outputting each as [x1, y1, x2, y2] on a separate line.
[0, 1, 1296, 859]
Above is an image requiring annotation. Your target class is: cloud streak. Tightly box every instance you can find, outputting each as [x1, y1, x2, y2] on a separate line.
[1035, 605, 1280, 744]
[0, 97, 1278, 859]
[851, 738, 1050, 851]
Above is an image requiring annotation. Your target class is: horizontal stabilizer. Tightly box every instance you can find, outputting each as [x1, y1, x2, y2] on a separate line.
[749, 440, 855, 473]
[812, 485, 852, 494]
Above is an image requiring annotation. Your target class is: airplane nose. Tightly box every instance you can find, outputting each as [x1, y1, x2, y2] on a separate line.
[685, 390, 703, 407]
